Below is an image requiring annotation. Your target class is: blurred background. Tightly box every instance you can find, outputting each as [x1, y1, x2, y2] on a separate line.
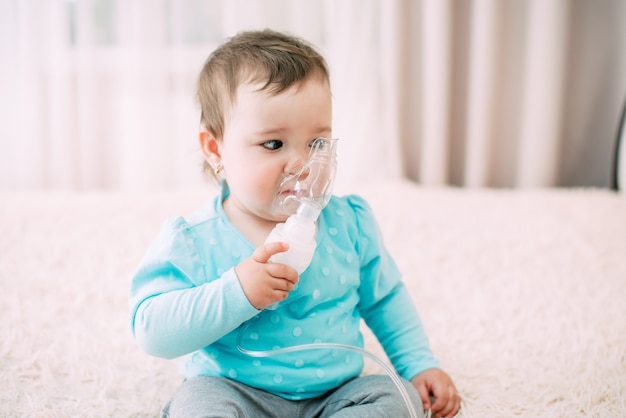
[1, 0, 625, 191]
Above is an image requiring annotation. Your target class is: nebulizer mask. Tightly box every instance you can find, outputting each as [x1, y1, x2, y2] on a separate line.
[271, 136, 338, 220]
[265, 137, 338, 274]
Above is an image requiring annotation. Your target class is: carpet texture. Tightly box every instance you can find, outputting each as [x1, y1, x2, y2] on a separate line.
[1, 181, 625, 417]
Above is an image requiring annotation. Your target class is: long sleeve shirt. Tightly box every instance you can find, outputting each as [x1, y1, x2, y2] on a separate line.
[129, 189, 440, 400]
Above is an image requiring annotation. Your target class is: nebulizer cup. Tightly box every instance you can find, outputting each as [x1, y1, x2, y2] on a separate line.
[265, 137, 338, 275]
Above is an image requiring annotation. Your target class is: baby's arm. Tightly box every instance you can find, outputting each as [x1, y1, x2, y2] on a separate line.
[131, 240, 298, 359]
[132, 266, 258, 359]
[345, 195, 460, 416]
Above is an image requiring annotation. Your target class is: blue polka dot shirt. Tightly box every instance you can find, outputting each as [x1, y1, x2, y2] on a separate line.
[129, 189, 440, 400]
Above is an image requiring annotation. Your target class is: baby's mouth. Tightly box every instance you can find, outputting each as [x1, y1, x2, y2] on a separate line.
[280, 188, 309, 198]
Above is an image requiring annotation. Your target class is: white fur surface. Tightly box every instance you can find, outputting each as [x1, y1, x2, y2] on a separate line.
[1, 181, 625, 417]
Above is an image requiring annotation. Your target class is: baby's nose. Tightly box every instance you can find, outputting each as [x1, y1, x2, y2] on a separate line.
[285, 160, 311, 181]
[285, 150, 310, 176]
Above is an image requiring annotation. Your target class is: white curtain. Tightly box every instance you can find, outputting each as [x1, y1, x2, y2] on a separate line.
[1, 0, 625, 191]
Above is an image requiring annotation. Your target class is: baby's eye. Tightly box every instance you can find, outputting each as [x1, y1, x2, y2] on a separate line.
[262, 140, 283, 150]
[309, 137, 328, 150]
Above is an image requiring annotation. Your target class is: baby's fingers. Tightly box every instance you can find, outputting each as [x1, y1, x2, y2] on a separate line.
[414, 381, 431, 412]
[266, 261, 299, 286]
[252, 241, 289, 263]
[431, 385, 461, 418]
[429, 384, 450, 416]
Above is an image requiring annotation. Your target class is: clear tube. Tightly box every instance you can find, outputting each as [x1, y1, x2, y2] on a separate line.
[236, 325, 420, 418]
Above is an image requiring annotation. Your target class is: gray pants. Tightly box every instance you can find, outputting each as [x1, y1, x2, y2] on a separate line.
[162, 374, 424, 418]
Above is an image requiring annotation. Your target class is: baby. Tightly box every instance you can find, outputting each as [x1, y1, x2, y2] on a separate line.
[129, 29, 460, 418]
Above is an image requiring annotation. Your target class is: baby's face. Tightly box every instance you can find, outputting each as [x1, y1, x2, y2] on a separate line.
[219, 77, 332, 226]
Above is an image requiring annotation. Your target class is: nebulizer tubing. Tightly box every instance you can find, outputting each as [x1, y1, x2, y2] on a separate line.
[237, 138, 421, 418]
[235, 323, 420, 418]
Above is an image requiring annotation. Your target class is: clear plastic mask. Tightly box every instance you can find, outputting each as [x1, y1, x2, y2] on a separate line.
[272, 137, 338, 217]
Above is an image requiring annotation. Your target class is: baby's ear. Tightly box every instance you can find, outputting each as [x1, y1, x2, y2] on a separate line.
[199, 128, 222, 169]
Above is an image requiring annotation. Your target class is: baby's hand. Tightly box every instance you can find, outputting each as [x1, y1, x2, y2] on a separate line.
[412, 368, 461, 418]
[235, 242, 299, 310]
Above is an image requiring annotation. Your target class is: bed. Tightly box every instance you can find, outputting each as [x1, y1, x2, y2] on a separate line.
[1, 180, 625, 417]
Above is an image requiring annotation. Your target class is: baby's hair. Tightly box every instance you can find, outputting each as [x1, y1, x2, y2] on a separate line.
[196, 29, 330, 180]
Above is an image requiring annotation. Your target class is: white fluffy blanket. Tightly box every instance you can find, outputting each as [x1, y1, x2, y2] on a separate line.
[1, 181, 625, 417]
